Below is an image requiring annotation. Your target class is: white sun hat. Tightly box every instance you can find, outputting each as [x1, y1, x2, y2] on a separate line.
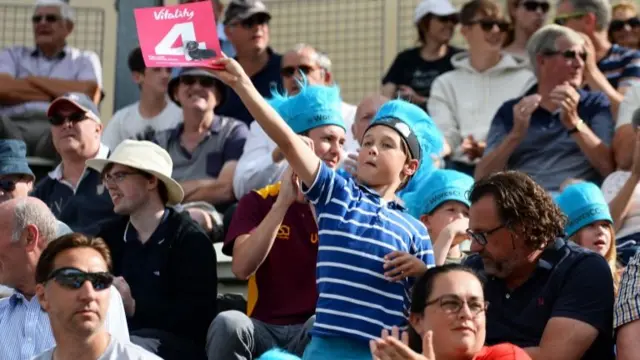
[414, 0, 458, 24]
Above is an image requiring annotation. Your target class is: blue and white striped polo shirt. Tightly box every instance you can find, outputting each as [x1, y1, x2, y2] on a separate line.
[302, 161, 435, 342]
[597, 44, 640, 89]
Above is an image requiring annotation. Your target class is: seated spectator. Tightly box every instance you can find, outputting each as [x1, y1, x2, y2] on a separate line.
[602, 108, 640, 264]
[614, 250, 640, 359]
[465, 171, 615, 359]
[403, 169, 474, 265]
[555, 182, 622, 293]
[0, 0, 102, 160]
[145, 68, 247, 236]
[429, 0, 536, 176]
[381, 0, 462, 108]
[370, 264, 531, 360]
[556, 0, 640, 169]
[503, 0, 548, 57]
[609, 1, 640, 50]
[207, 83, 347, 360]
[0, 197, 128, 360]
[102, 47, 181, 150]
[216, 0, 282, 125]
[233, 44, 356, 200]
[30, 93, 116, 234]
[33, 233, 160, 360]
[88, 140, 217, 360]
[476, 24, 614, 192]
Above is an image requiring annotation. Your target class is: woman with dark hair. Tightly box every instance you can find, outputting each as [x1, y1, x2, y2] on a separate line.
[370, 264, 531, 360]
[503, 0, 548, 57]
[381, 0, 462, 110]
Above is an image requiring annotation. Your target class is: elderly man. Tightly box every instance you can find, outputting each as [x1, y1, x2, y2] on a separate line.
[232, 44, 357, 199]
[555, 0, 640, 170]
[465, 171, 614, 360]
[476, 24, 614, 192]
[216, 0, 283, 125]
[30, 93, 116, 234]
[0, 0, 102, 160]
[0, 197, 128, 360]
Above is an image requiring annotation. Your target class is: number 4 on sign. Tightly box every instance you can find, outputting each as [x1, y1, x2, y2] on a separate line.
[155, 22, 206, 58]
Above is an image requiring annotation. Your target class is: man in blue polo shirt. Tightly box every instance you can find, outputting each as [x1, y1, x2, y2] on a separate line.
[476, 24, 614, 192]
[465, 171, 615, 360]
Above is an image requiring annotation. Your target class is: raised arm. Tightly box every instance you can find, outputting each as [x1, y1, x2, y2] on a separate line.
[210, 58, 320, 187]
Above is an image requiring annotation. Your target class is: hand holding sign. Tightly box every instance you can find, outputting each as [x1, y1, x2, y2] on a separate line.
[134, 1, 223, 69]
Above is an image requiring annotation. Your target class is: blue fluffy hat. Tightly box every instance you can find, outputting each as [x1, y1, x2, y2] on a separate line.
[403, 169, 474, 218]
[554, 182, 613, 237]
[268, 77, 345, 134]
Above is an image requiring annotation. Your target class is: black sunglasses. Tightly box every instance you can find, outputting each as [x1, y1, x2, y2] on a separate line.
[466, 224, 505, 246]
[433, 14, 460, 24]
[543, 49, 588, 62]
[180, 75, 216, 88]
[32, 14, 61, 23]
[46, 267, 113, 291]
[554, 12, 587, 26]
[521, 1, 550, 13]
[234, 14, 270, 29]
[280, 65, 319, 78]
[467, 19, 510, 32]
[610, 17, 640, 32]
[49, 112, 87, 126]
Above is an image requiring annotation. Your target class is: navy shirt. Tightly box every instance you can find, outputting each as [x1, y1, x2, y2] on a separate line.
[465, 239, 615, 360]
[485, 85, 614, 192]
[597, 44, 640, 89]
[216, 48, 283, 125]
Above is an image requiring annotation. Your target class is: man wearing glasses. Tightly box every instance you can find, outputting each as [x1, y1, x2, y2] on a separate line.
[0, 197, 129, 360]
[31, 92, 117, 235]
[465, 171, 615, 360]
[33, 233, 158, 359]
[215, 0, 283, 125]
[0, 0, 102, 160]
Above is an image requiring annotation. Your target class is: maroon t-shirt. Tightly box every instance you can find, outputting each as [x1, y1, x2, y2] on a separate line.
[223, 182, 319, 325]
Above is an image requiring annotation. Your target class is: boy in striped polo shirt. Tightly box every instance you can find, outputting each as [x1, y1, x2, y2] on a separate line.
[211, 58, 442, 359]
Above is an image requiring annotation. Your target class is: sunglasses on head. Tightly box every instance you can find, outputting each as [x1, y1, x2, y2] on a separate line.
[32, 14, 61, 23]
[49, 112, 87, 126]
[234, 14, 270, 29]
[433, 14, 460, 24]
[180, 75, 216, 88]
[554, 12, 587, 25]
[521, 1, 550, 13]
[46, 267, 113, 291]
[280, 64, 319, 78]
[610, 17, 640, 32]
[543, 49, 587, 61]
[467, 19, 510, 32]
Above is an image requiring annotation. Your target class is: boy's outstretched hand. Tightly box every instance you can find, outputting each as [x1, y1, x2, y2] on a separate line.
[209, 57, 248, 87]
[384, 251, 428, 282]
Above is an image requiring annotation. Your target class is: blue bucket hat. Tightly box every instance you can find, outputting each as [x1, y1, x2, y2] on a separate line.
[403, 169, 473, 218]
[0, 140, 35, 179]
[555, 182, 613, 237]
[268, 80, 345, 135]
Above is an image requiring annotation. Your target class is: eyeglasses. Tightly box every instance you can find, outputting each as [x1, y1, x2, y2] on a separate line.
[180, 75, 216, 88]
[610, 18, 640, 32]
[280, 65, 320, 78]
[466, 224, 504, 246]
[102, 171, 138, 185]
[554, 12, 587, 25]
[542, 49, 588, 62]
[49, 112, 88, 126]
[46, 267, 113, 291]
[232, 14, 270, 29]
[433, 14, 460, 24]
[425, 295, 489, 316]
[466, 19, 510, 32]
[32, 14, 61, 23]
[521, 1, 550, 13]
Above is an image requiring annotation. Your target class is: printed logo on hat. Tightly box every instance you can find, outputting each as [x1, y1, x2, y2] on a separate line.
[394, 122, 412, 138]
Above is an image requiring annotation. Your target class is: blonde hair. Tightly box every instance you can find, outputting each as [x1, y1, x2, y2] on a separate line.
[612, 1, 638, 15]
[571, 223, 621, 295]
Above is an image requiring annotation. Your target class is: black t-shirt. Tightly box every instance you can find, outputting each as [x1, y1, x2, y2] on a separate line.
[381, 46, 462, 99]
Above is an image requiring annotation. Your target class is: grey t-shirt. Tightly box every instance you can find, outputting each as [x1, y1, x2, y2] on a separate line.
[32, 336, 161, 360]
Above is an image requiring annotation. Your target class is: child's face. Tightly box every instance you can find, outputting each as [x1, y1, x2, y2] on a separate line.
[421, 201, 469, 240]
[357, 125, 418, 190]
[574, 220, 612, 257]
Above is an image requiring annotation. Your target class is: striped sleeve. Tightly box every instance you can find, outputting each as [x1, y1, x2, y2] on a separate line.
[412, 221, 436, 268]
[302, 161, 348, 212]
[620, 50, 640, 88]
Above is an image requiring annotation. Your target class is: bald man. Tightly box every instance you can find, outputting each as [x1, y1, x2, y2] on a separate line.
[0, 197, 129, 360]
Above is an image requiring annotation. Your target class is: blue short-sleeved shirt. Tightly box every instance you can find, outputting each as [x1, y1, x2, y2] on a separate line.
[484, 85, 614, 191]
[302, 161, 435, 342]
[465, 239, 615, 360]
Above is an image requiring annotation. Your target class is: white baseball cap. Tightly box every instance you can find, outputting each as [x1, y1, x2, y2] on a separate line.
[414, 0, 458, 24]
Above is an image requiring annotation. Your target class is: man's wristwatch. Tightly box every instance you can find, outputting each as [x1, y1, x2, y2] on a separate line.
[567, 119, 585, 135]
